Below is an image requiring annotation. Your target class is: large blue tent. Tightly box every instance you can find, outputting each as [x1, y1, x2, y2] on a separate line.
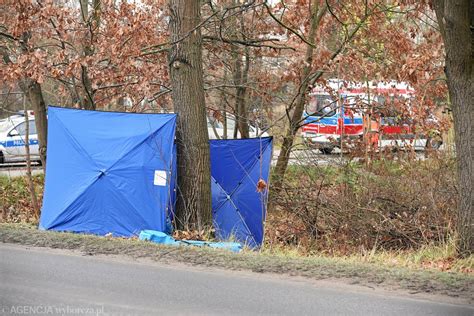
[39, 106, 176, 236]
[210, 137, 273, 248]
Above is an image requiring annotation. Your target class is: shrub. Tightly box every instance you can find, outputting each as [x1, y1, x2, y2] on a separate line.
[267, 154, 458, 255]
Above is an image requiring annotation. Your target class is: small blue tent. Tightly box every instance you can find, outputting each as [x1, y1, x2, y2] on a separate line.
[210, 137, 273, 248]
[39, 106, 176, 236]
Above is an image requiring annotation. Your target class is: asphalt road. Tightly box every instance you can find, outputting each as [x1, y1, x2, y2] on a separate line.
[0, 244, 472, 316]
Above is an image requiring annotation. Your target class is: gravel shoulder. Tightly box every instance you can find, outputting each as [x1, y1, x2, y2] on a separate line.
[1, 223, 472, 304]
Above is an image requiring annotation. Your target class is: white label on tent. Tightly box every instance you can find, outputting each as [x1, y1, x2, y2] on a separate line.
[154, 170, 167, 186]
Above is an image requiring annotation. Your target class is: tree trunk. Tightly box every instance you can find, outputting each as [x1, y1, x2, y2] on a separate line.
[23, 80, 48, 168]
[231, 10, 250, 139]
[80, 0, 100, 110]
[220, 69, 229, 139]
[23, 99, 40, 220]
[231, 47, 250, 139]
[272, 0, 320, 191]
[434, 0, 473, 256]
[168, 0, 212, 231]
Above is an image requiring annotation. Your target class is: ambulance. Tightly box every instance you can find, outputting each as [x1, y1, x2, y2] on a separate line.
[301, 80, 442, 153]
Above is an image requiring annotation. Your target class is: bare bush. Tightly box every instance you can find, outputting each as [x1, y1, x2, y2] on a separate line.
[267, 152, 457, 255]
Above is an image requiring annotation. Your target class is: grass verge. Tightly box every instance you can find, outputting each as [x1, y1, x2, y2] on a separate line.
[1, 223, 472, 302]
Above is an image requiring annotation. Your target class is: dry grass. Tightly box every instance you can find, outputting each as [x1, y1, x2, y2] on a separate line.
[261, 237, 473, 274]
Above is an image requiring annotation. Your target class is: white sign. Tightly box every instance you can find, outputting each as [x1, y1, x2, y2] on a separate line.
[154, 170, 167, 186]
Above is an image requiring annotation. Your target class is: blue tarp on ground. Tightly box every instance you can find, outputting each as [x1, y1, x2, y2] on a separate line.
[210, 137, 273, 248]
[138, 230, 242, 253]
[39, 106, 176, 236]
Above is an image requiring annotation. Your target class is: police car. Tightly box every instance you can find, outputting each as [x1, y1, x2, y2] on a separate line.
[0, 111, 40, 163]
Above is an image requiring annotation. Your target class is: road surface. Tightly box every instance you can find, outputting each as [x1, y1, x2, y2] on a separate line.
[271, 148, 346, 166]
[0, 244, 472, 315]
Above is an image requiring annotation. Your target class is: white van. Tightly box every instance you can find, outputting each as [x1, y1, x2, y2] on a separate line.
[0, 112, 40, 163]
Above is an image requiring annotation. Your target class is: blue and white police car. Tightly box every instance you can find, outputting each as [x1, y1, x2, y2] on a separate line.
[0, 111, 40, 163]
